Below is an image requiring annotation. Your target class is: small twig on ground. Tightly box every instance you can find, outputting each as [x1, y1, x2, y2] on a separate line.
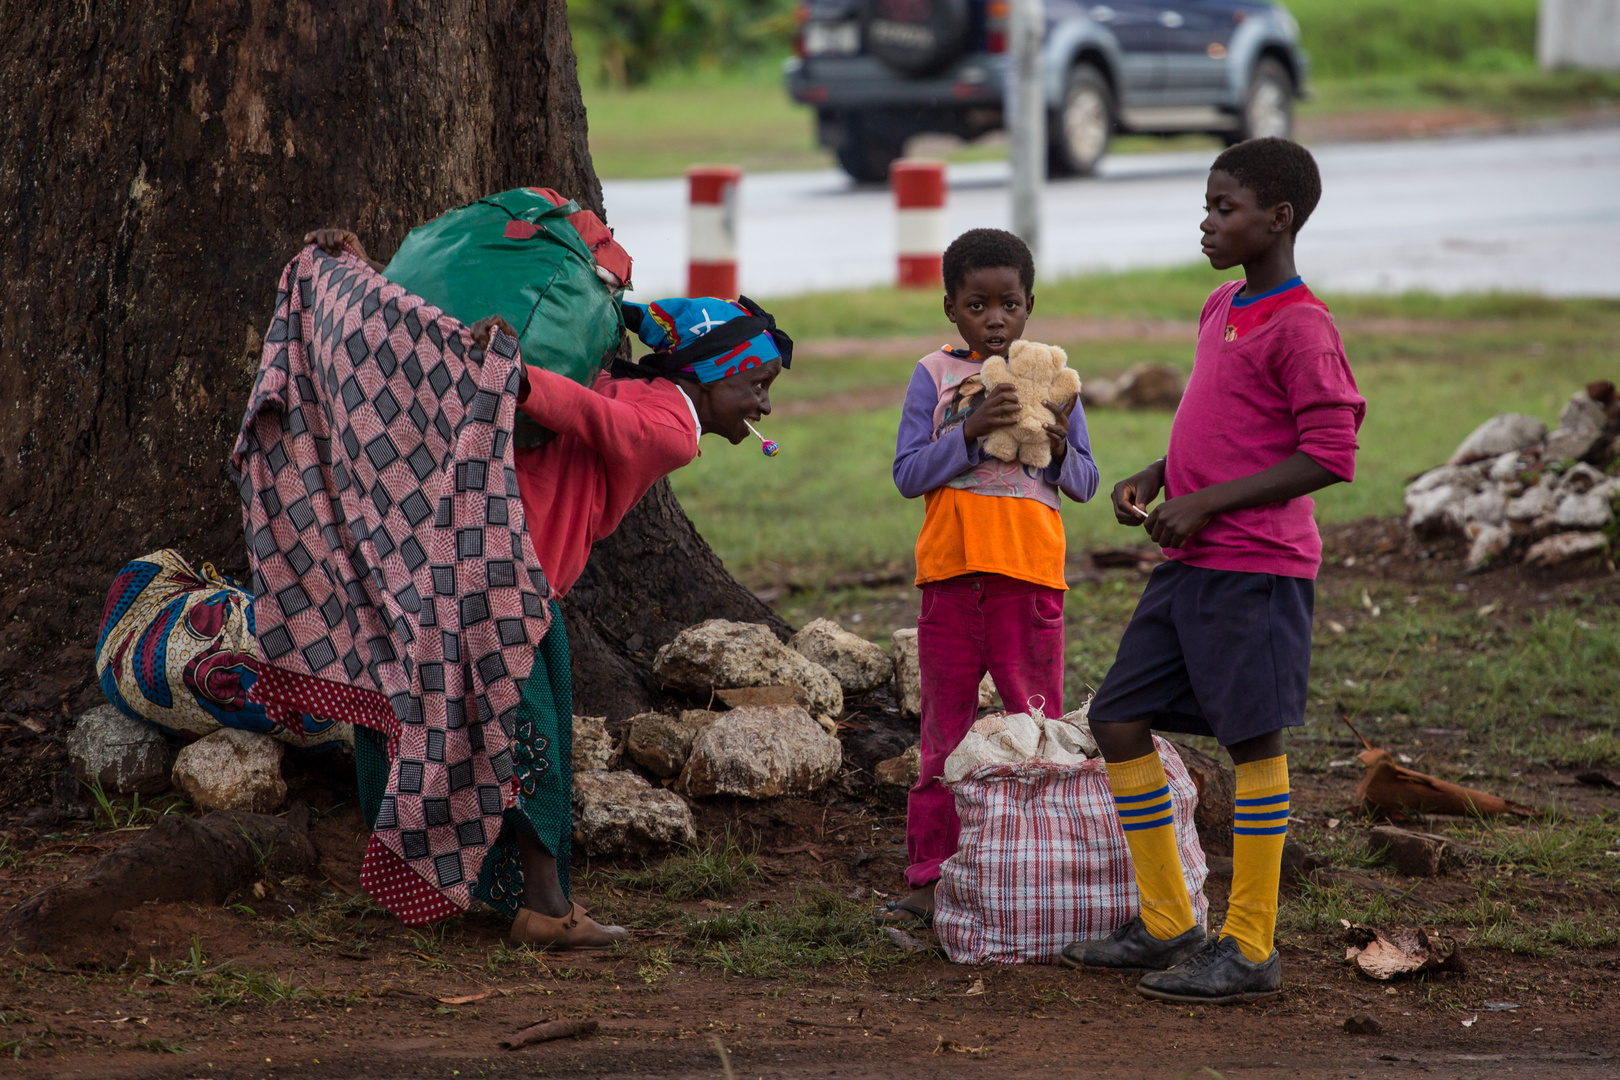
[500, 1017, 598, 1050]
[786, 1017, 865, 1029]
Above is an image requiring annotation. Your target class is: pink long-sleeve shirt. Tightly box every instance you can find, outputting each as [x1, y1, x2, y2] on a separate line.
[512, 368, 699, 597]
[1161, 279, 1365, 579]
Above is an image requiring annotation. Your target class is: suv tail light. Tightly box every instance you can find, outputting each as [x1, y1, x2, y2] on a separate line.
[986, 0, 1009, 53]
[794, 2, 809, 58]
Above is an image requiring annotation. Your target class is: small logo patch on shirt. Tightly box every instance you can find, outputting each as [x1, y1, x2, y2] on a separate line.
[1224, 325, 1237, 342]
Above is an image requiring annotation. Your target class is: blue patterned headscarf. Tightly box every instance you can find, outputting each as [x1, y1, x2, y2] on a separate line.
[617, 296, 792, 382]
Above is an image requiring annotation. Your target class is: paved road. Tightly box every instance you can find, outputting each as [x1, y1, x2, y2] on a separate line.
[602, 126, 1620, 301]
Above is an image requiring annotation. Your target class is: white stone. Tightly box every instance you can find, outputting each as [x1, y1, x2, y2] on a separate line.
[677, 705, 842, 799]
[653, 619, 842, 717]
[1461, 488, 1507, 527]
[1561, 461, 1608, 493]
[1545, 392, 1607, 460]
[789, 618, 892, 695]
[891, 628, 921, 720]
[1506, 484, 1556, 522]
[572, 770, 695, 857]
[1487, 451, 1526, 483]
[1465, 523, 1513, 571]
[1525, 531, 1611, 567]
[572, 715, 616, 772]
[1555, 491, 1614, 529]
[1448, 413, 1548, 465]
[1407, 464, 1486, 496]
[1405, 484, 1466, 536]
[170, 728, 286, 814]
[66, 704, 171, 796]
[626, 709, 718, 779]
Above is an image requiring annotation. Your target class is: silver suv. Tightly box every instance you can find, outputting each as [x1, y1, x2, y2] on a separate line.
[786, 0, 1309, 182]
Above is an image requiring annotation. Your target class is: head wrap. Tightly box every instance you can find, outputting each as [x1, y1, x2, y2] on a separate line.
[615, 296, 792, 382]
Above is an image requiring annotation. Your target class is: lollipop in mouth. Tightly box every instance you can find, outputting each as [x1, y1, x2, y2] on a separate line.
[744, 419, 780, 458]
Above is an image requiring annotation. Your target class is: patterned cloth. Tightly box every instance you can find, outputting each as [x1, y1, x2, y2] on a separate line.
[231, 245, 567, 925]
[934, 736, 1209, 965]
[95, 548, 349, 749]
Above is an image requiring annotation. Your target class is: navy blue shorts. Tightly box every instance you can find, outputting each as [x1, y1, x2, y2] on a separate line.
[1088, 561, 1314, 746]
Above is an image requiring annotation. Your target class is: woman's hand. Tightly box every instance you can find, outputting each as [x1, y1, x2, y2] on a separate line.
[1111, 459, 1166, 525]
[468, 315, 519, 350]
[303, 228, 367, 260]
[961, 383, 1021, 444]
[1042, 397, 1075, 465]
[1143, 490, 1218, 548]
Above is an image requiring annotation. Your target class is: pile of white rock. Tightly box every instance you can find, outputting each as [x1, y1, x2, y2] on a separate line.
[573, 616, 930, 857]
[1404, 382, 1619, 571]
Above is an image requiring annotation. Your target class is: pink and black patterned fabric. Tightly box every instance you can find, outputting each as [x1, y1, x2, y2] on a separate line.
[934, 737, 1209, 965]
[231, 245, 556, 924]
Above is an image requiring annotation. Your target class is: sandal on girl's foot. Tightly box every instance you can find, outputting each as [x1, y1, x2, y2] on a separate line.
[873, 901, 933, 930]
[509, 902, 631, 950]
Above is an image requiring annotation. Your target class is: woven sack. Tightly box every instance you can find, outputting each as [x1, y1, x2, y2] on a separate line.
[934, 736, 1208, 965]
[382, 188, 629, 449]
[95, 549, 348, 749]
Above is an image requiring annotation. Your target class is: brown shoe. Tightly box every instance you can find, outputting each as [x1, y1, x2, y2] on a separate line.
[508, 902, 631, 950]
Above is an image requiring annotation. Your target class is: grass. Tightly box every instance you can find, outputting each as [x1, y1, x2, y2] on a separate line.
[81, 780, 188, 832]
[611, 835, 769, 900]
[576, 1, 1619, 179]
[681, 891, 906, 978]
[673, 269, 1620, 584]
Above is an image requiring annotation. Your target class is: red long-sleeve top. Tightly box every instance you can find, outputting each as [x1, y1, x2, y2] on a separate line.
[1162, 279, 1365, 579]
[512, 368, 699, 596]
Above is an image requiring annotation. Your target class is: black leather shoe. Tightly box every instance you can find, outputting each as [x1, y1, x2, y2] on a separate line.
[1058, 915, 1206, 971]
[1134, 936, 1282, 1004]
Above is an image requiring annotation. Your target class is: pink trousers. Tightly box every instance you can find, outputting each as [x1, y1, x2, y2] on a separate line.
[907, 573, 1065, 889]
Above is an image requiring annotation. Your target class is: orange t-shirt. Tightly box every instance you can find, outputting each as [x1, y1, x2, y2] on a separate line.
[915, 487, 1069, 590]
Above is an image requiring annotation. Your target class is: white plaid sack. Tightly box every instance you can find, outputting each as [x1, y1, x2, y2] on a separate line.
[934, 735, 1208, 966]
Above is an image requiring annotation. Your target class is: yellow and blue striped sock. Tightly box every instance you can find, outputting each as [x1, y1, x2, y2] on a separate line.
[1107, 751, 1195, 941]
[1221, 755, 1290, 963]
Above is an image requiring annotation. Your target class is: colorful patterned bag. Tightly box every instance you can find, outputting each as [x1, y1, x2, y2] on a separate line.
[934, 736, 1208, 965]
[95, 549, 348, 748]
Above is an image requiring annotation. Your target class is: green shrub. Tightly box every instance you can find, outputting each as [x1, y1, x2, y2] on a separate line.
[570, 0, 798, 85]
[1286, 0, 1539, 79]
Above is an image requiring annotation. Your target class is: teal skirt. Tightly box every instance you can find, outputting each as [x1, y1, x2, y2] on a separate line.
[355, 599, 573, 916]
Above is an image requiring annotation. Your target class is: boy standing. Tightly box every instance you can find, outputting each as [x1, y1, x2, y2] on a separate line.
[1065, 139, 1363, 1002]
[880, 229, 1100, 928]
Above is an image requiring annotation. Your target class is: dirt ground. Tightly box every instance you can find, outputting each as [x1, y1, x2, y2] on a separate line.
[2, 519, 1618, 1079]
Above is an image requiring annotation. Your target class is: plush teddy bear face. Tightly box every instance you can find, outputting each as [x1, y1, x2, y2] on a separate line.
[1008, 340, 1065, 381]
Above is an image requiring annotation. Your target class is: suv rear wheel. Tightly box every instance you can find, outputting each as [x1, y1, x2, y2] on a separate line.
[835, 113, 908, 184]
[1049, 63, 1113, 177]
[1227, 57, 1293, 144]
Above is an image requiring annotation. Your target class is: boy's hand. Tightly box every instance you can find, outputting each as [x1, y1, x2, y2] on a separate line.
[1041, 398, 1075, 465]
[1111, 459, 1166, 525]
[961, 383, 1021, 444]
[1143, 491, 1218, 549]
[304, 228, 367, 260]
[469, 315, 519, 350]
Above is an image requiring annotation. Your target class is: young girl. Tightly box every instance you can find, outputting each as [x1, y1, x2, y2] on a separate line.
[881, 229, 1099, 927]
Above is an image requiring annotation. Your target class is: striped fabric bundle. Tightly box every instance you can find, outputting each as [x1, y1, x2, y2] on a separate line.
[934, 737, 1209, 966]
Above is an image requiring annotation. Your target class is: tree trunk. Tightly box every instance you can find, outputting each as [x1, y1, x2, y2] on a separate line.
[0, 0, 782, 720]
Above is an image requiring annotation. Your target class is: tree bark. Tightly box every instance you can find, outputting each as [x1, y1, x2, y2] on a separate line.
[0, 1, 779, 719]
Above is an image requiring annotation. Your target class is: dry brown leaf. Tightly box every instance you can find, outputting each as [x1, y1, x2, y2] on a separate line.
[437, 992, 492, 1005]
[1344, 924, 1464, 981]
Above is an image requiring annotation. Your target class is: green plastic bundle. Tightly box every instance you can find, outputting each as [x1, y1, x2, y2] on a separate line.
[384, 188, 624, 446]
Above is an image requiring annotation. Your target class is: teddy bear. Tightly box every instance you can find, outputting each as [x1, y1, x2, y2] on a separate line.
[978, 339, 1082, 470]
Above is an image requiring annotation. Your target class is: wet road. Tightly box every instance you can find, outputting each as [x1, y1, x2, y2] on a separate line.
[603, 125, 1620, 300]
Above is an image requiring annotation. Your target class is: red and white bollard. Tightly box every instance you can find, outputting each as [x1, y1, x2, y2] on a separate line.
[892, 160, 947, 289]
[687, 165, 742, 298]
